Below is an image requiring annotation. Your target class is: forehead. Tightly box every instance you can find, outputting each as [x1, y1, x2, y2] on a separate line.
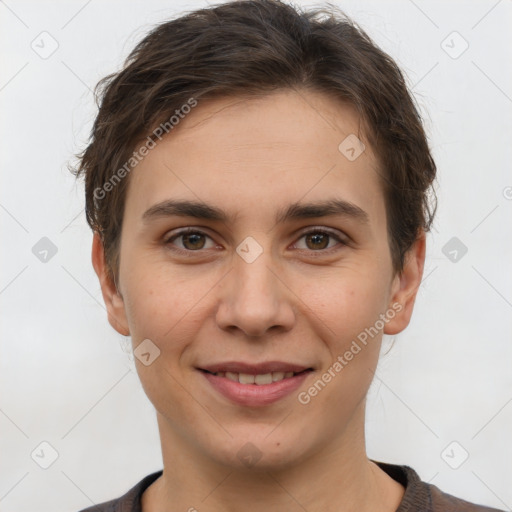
[124, 89, 384, 227]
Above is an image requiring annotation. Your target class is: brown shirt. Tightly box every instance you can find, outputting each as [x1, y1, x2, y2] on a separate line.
[77, 461, 505, 512]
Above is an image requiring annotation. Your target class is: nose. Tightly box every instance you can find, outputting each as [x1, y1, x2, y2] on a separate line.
[215, 247, 296, 338]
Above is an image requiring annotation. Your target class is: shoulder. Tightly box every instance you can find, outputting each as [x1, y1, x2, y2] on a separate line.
[76, 470, 163, 512]
[374, 461, 505, 512]
[428, 481, 505, 512]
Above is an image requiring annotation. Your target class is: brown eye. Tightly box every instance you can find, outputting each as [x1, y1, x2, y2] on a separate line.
[294, 228, 346, 252]
[181, 232, 206, 250]
[304, 232, 330, 250]
[165, 229, 216, 252]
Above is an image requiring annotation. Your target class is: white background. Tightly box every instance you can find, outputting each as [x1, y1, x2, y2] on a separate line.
[1, 0, 511, 510]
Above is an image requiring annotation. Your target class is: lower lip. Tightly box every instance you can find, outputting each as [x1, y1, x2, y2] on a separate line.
[200, 370, 312, 407]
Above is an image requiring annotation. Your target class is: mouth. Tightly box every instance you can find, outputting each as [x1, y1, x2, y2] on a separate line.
[197, 362, 314, 406]
[199, 368, 312, 385]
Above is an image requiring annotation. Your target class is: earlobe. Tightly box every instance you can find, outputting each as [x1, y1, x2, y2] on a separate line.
[91, 232, 130, 336]
[384, 231, 426, 336]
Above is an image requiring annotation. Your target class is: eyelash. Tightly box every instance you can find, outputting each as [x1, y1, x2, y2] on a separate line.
[163, 227, 348, 257]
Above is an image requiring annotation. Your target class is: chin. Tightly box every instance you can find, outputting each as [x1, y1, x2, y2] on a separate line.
[202, 429, 314, 473]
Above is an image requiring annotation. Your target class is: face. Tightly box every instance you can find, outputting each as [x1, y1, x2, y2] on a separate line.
[93, 89, 424, 471]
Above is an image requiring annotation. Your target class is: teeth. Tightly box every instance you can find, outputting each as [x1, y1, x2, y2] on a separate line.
[239, 373, 255, 384]
[214, 370, 299, 384]
[225, 371, 238, 382]
[255, 373, 273, 385]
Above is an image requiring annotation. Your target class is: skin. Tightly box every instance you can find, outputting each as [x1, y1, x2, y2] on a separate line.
[92, 89, 425, 512]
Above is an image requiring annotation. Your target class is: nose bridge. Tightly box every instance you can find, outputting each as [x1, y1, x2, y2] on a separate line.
[236, 249, 276, 303]
[215, 238, 295, 337]
[234, 234, 276, 294]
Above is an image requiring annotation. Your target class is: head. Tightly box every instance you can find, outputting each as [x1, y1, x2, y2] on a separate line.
[73, 0, 436, 470]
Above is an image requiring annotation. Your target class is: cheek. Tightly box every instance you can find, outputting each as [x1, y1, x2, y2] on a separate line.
[119, 251, 212, 339]
[122, 271, 205, 420]
[124, 286, 204, 348]
[297, 265, 390, 349]
[297, 275, 386, 423]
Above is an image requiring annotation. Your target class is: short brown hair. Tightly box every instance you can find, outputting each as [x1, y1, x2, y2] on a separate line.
[71, 0, 437, 286]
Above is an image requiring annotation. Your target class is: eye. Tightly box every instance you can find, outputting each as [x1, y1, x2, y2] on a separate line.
[164, 229, 217, 252]
[293, 228, 347, 252]
[163, 227, 348, 256]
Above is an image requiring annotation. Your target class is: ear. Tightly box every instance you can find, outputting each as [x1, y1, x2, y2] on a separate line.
[91, 231, 130, 336]
[384, 230, 426, 335]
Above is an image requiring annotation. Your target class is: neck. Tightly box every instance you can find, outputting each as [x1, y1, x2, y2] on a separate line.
[142, 403, 404, 512]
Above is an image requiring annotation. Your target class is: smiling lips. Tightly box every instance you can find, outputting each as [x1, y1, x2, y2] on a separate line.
[198, 361, 313, 406]
[216, 371, 297, 385]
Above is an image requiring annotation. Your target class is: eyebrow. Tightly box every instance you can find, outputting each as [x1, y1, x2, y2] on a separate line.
[142, 198, 369, 225]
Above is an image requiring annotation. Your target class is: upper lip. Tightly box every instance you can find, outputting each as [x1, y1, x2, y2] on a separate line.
[199, 361, 312, 374]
